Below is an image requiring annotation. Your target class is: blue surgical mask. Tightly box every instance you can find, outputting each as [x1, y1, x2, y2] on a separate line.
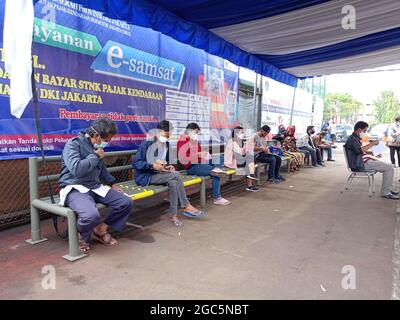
[94, 141, 108, 149]
[91, 126, 109, 149]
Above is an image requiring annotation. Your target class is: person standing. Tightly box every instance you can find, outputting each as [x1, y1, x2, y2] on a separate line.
[387, 116, 400, 167]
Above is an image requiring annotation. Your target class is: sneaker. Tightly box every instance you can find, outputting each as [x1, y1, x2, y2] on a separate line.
[327, 159, 335, 162]
[391, 191, 400, 196]
[211, 167, 224, 174]
[246, 186, 259, 192]
[267, 178, 280, 184]
[277, 175, 286, 181]
[213, 197, 231, 205]
[382, 193, 400, 200]
[246, 174, 259, 180]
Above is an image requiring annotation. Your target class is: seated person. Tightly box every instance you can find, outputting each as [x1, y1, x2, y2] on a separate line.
[132, 120, 205, 227]
[59, 118, 134, 253]
[272, 124, 286, 144]
[312, 131, 335, 162]
[344, 121, 399, 200]
[297, 125, 324, 167]
[177, 122, 231, 206]
[283, 126, 306, 169]
[253, 125, 285, 183]
[224, 126, 259, 192]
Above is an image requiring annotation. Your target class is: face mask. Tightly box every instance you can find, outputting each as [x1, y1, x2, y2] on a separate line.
[94, 141, 108, 149]
[189, 132, 199, 141]
[91, 127, 109, 149]
[237, 133, 245, 140]
[158, 135, 168, 143]
[359, 131, 367, 138]
[396, 122, 400, 126]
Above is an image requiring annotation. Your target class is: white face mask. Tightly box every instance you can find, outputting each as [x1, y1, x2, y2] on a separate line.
[359, 131, 367, 138]
[189, 132, 199, 141]
[237, 133, 245, 140]
[158, 135, 168, 143]
[396, 121, 400, 126]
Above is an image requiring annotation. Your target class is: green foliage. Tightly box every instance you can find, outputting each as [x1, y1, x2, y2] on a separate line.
[323, 92, 362, 123]
[373, 91, 400, 124]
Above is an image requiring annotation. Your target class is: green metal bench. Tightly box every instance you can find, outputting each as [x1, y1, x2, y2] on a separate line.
[27, 150, 209, 261]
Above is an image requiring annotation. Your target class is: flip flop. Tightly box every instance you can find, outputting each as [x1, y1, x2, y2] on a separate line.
[182, 210, 205, 219]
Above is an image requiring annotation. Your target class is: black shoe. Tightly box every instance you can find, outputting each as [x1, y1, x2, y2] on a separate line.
[382, 193, 400, 200]
[246, 186, 259, 192]
[267, 178, 280, 184]
[327, 159, 335, 162]
[277, 175, 286, 181]
[246, 174, 259, 180]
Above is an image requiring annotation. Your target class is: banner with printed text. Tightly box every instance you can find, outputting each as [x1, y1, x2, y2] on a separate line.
[0, 0, 239, 160]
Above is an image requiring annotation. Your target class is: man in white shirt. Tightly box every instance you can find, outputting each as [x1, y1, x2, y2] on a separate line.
[297, 126, 323, 167]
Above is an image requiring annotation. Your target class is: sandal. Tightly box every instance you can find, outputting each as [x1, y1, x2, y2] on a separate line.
[92, 231, 118, 246]
[169, 215, 184, 228]
[78, 234, 91, 253]
[182, 210, 205, 219]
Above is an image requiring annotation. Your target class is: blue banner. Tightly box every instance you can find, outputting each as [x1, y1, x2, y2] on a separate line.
[0, 0, 239, 160]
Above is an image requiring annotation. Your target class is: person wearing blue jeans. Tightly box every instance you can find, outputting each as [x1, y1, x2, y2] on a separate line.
[253, 125, 285, 183]
[187, 157, 224, 200]
[177, 123, 231, 205]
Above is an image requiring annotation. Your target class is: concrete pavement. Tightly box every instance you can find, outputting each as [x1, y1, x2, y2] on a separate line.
[0, 147, 399, 299]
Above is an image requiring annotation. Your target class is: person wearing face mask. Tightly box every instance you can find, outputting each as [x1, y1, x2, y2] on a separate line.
[272, 124, 286, 144]
[253, 125, 285, 183]
[59, 118, 134, 253]
[133, 120, 205, 227]
[224, 126, 259, 192]
[387, 116, 400, 167]
[344, 121, 399, 200]
[177, 123, 231, 206]
[297, 125, 324, 167]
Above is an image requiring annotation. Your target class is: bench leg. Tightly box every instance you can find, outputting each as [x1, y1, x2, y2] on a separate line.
[25, 206, 48, 245]
[200, 178, 206, 208]
[62, 212, 87, 262]
[256, 166, 262, 186]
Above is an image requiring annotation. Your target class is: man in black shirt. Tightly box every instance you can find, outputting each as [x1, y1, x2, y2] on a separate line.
[344, 121, 399, 200]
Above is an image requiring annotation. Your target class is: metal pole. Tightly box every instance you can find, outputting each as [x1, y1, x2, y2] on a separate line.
[289, 87, 297, 125]
[253, 73, 258, 130]
[26, 158, 48, 244]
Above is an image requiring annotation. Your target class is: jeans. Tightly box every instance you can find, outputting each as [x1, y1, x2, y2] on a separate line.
[255, 152, 282, 179]
[299, 146, 322, 166]
[187, 163, 221, 199]
[321, 147, 333, 160]
[66, 188, 134, 243]
[150, 171, 189, 215]
[389, 146, 400, 166]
